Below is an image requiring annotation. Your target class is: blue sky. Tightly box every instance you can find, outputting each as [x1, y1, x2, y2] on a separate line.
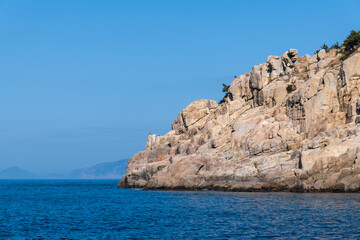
[0, 0, 359, 175]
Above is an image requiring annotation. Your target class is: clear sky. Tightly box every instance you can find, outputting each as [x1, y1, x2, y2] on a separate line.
[0, 0, 359, 175]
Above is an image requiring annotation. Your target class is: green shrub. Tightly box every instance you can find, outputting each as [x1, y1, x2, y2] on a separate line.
[330, 41, 340, 50]
[343, 30, 360, 53]
[338, 30, 360, 60]
[321, 43, 329, 52]
[222, 83, 230, 93]
[219, 83, 231, 104]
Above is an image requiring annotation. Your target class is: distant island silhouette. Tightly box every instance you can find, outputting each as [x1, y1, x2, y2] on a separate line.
[0, 159, 127, 180]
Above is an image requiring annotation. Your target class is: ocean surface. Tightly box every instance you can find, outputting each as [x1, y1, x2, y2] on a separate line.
[1, 180, 360, 239]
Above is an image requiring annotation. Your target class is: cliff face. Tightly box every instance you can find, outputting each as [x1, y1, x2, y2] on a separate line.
[119, 48, 360, 192]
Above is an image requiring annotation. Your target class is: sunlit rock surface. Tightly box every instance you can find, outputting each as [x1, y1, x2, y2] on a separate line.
[119, 48, 360, 192]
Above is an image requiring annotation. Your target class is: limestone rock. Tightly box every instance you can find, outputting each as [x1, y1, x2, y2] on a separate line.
[340, 53, 360, 92]
[171, 99, 218, 135]
[119, 48, 360, 192]
[317, 49, 326, 60]
[145, 133, 159, 150]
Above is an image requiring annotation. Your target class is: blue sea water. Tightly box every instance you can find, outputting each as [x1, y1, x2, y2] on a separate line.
[1, 180, 360, 239]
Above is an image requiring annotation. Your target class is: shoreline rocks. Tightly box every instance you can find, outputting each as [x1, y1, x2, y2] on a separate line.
[119, 48, 360, 192]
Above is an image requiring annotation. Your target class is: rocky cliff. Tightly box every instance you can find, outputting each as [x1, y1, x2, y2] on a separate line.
[119, 47, 360, 192]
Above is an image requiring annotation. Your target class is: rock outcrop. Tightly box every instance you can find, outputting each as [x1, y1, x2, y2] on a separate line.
[119, 47, 360, 192]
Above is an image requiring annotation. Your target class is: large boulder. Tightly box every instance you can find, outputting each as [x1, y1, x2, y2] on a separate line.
[171, 99, 218, 135]
[340, 53, 360, 92]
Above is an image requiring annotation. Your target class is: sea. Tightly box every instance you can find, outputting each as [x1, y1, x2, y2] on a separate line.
[1, 180, 360, 239]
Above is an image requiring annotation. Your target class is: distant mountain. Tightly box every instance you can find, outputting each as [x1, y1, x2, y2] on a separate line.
[60, 159, 128, 179]
[0, 167, 39, 179]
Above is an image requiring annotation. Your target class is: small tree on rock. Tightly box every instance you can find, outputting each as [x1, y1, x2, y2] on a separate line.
[321, 43, 329, 52]
[330, 41, 340, 50]
[219, 83, 232, 104]
[343, 30, 360, 53]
